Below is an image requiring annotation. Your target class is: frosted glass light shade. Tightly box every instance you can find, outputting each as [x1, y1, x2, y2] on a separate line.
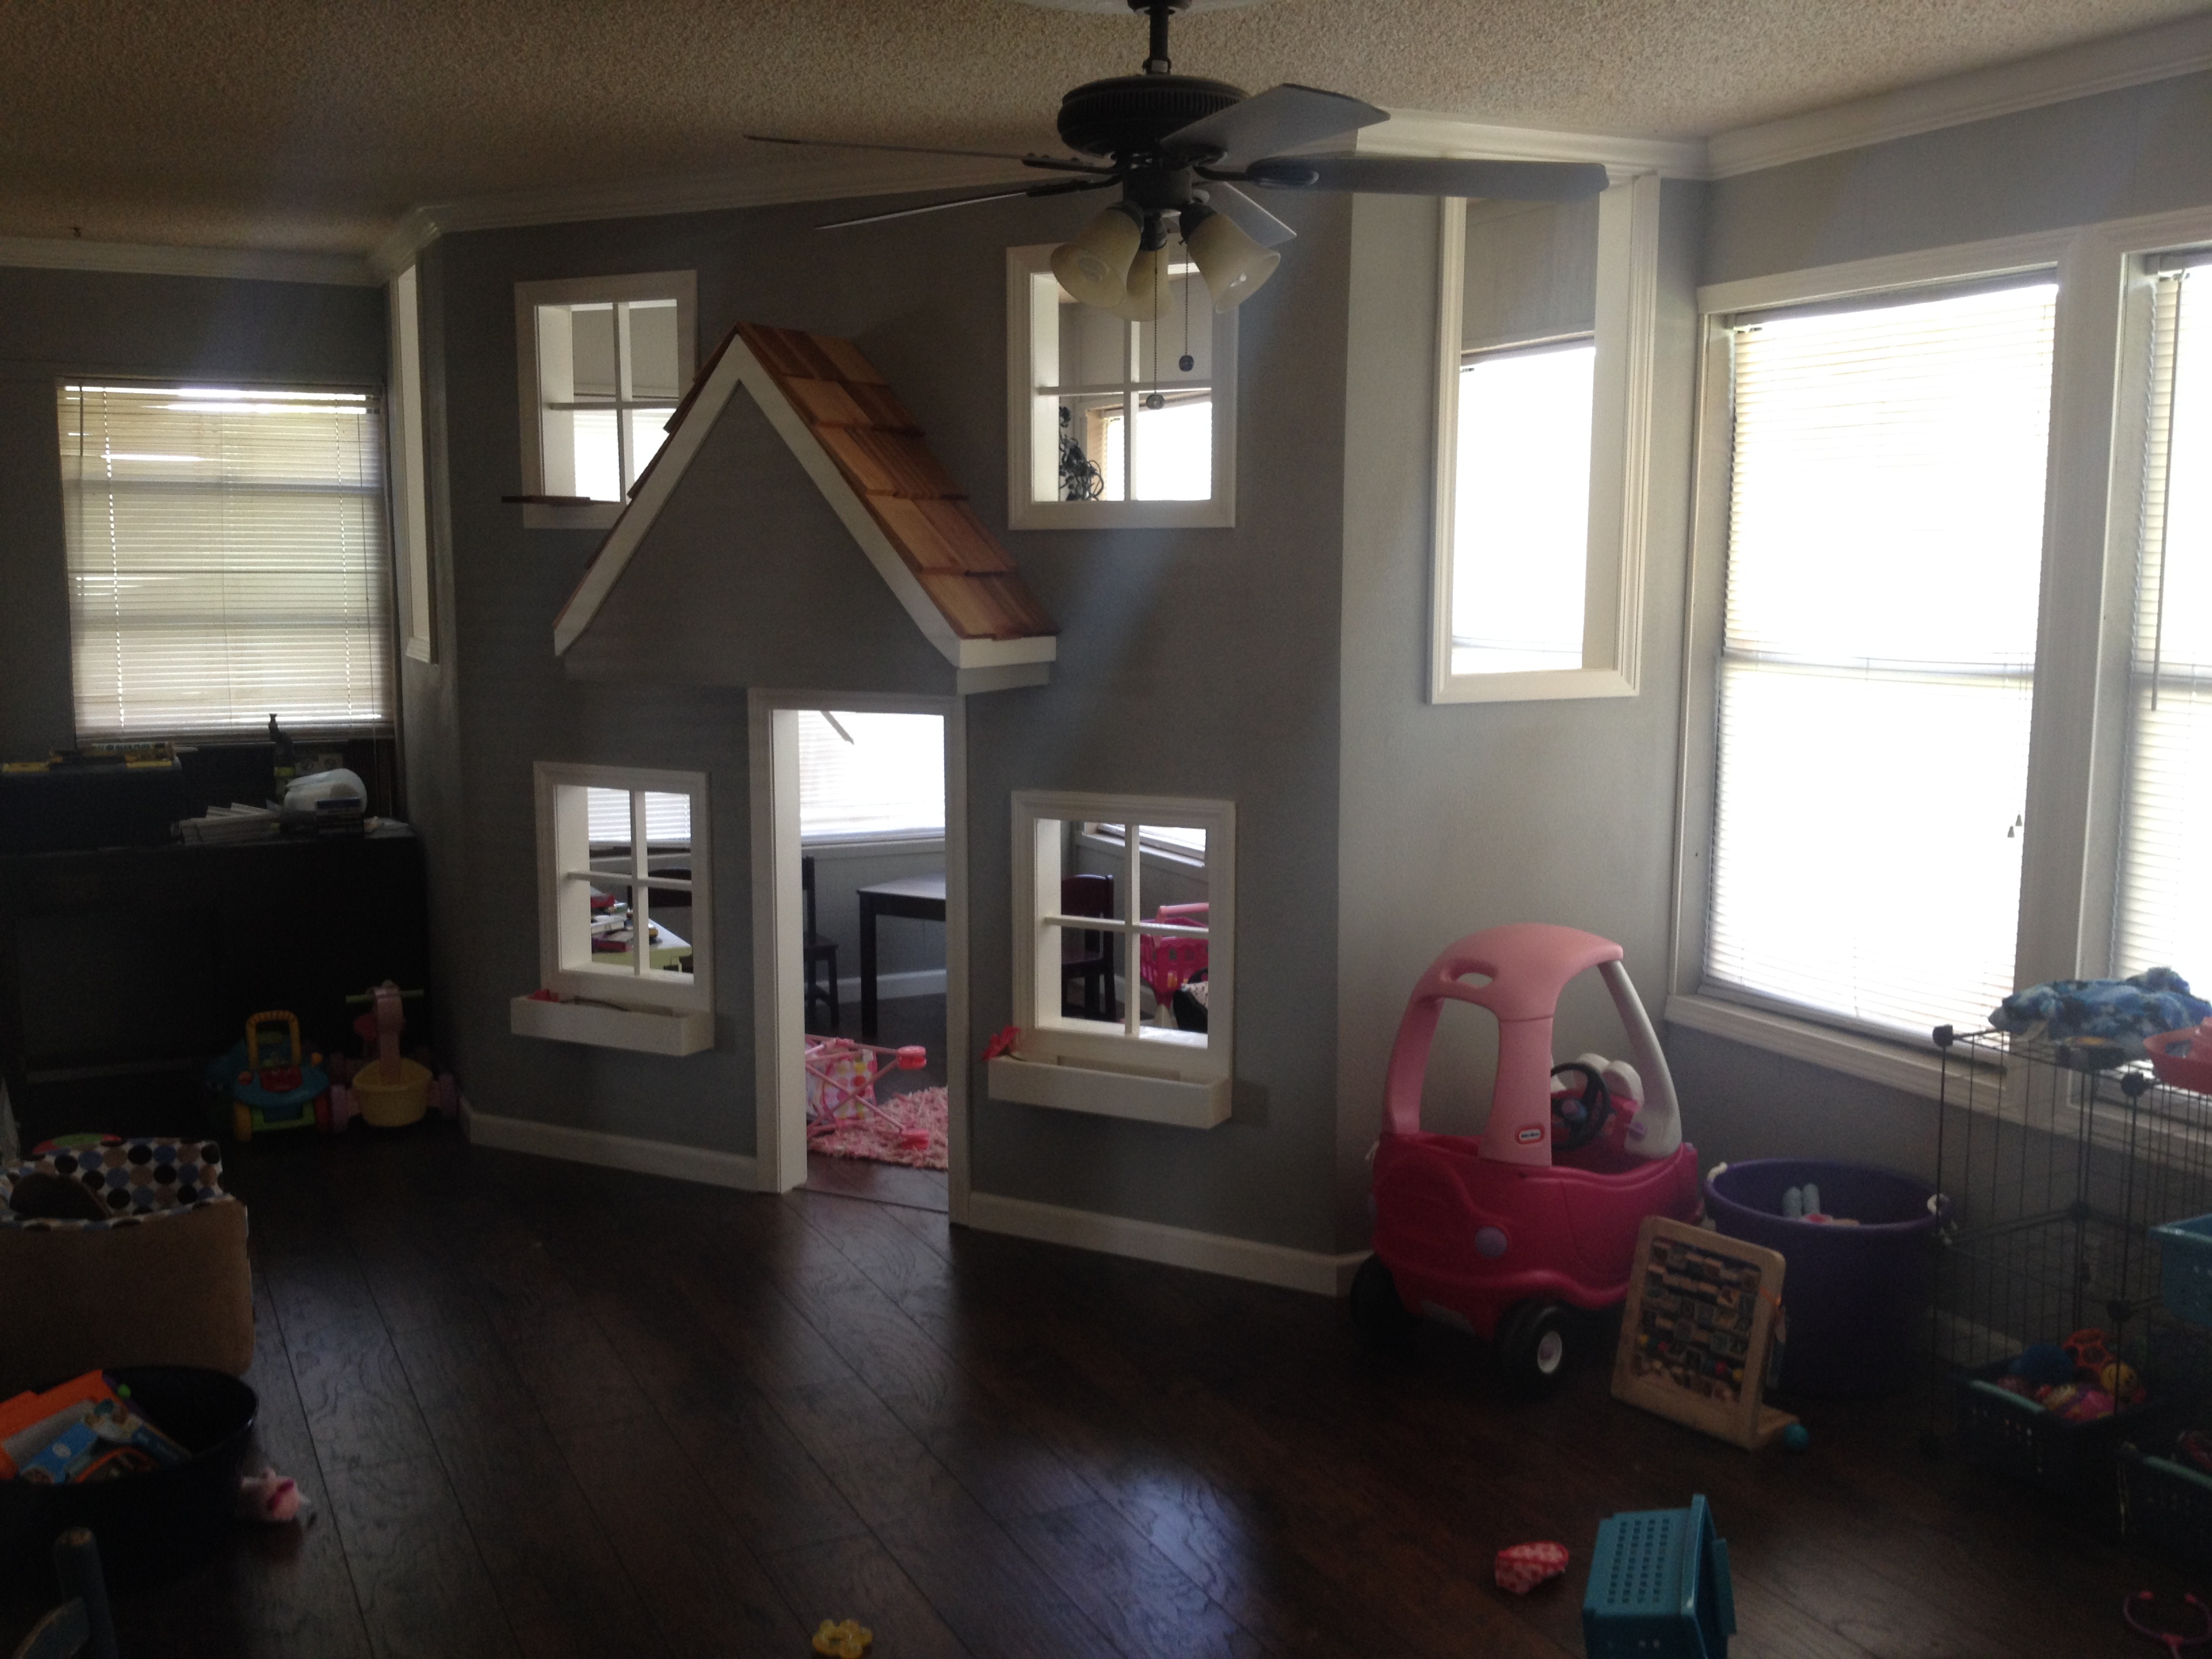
[1113, 245, 1175, 322]
[1051, 205, 1143, 310]
[1186, 209, 1279, 312]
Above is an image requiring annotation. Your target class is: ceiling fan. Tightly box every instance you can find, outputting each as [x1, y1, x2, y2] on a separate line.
[747, 0, 1610, 322]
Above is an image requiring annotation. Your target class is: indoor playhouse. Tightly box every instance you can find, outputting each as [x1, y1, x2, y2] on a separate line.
[1353, 922, 1703, 1392]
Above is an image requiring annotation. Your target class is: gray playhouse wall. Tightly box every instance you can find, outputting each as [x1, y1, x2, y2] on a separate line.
[403, 184, 1353, 1252]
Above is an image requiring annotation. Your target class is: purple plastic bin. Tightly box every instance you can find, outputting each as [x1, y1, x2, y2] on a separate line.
[1703, 1159, 1946, 1396]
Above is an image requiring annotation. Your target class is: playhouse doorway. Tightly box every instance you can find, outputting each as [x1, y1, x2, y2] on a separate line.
[748, 692, 965, 1213]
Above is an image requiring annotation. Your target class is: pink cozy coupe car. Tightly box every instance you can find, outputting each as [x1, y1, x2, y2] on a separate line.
[1353, 923, 1702, 1393]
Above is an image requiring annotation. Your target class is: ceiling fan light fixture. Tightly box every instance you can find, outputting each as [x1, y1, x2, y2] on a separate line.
[1051, 203, 1145, 309]
[1183, 205, 1279, 312]
[1111, 241, 1176, 322]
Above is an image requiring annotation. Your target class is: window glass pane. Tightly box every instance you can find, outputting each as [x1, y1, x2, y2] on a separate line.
[586, 787, 633, 852]
[1050, 395, 1120, 500]
[1131, 270, 1210, 384]
[2118, 270, 2212, 977]
[623, 300, 682, 401]
[1131, 393, 1211, 501]
[1054, 295, 1122, 394]
[1452, 343, 1593, 674]
[567, 303, 618, 401]
[628, 409, 674, 487]
[569, 409, 622, 501]
[798, 712, 944, 839]
[59, 383, 392, 739]
[1706, 282, 2056, 1038]
[640, 792, 691, 847]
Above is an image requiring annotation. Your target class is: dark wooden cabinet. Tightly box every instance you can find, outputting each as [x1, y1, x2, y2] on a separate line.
[0, 827, 429, 1145]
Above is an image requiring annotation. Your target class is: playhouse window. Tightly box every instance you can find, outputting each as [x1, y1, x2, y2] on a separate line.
[1006, 244, 1237, 530]
[514, 272, 697, 530]
[1008, 790, 1233, 1086]
[533, 761, 712, 1012]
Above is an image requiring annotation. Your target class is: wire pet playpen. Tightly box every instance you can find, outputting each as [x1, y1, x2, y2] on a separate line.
[1928, 1025, 2212, 1498]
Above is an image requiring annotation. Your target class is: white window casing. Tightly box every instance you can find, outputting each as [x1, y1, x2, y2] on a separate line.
[533, 761, 712, 1016]
[996, 790, 1234, 1127]
[514, 272, 697, 531]
[1431, 172, 1661, 704]
[1669, 212, 2212, 1098]
[1005, 245, 1237, 530]
[388, 265, 434, 663]
[60, 380, 394, 741]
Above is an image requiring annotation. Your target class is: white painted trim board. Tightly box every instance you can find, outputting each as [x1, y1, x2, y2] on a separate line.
[964, 1190, 1364, 1297]
[463, 1099, 760, 1190]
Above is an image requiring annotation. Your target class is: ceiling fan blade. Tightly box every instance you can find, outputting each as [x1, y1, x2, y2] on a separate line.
[1162, 84, 1387, 168]
[817, 176, 1115, 230]
[747, 134, 1104, 172]
[1197, 182, 1297, 248]
[1248, 153, 1612, 201]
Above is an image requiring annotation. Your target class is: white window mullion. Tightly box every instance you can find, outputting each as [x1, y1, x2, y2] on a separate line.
[2116, 266, 2212, 979]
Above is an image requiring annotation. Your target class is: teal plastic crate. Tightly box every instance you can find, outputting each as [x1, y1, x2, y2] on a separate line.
[1582, 1494, 1735, 1659]
[2154, 1214, 2212, 1327]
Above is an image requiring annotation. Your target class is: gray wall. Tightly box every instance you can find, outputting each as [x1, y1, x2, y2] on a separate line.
[805, 841, 947, 991]
[415, 182, 1351, 1243]
[1330, 183, 1705, 1249]
[0, 266, 386, 760]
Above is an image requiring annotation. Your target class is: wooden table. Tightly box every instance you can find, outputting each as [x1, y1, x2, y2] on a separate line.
[857, 873, 946, 1039]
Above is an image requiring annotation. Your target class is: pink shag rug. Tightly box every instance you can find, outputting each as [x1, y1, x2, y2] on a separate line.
[806, 1085, 948, 1170]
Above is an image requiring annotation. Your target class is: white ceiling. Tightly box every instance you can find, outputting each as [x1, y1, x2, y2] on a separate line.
[1, 0, 2205, 255]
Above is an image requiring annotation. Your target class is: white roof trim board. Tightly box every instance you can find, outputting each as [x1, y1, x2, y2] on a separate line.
[552, 327, 1056, 676]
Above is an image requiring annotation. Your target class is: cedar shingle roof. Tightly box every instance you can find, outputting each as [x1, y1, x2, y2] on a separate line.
[554, 321, 1057, 670]
[733, 323, 1052, 642]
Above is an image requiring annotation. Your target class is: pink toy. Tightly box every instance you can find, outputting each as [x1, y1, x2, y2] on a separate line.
[236, 1465, 307, 1523]
[1353, 923, 1704, 1394]
[1138, 903, 1210, 1015]
[804, 1038, 928, 1136]
[1494, 1541, 1569, 1594]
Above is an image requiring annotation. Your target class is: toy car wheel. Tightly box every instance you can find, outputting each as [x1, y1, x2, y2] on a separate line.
[1494, 1301, 1572, 1398]
[1349, 1254, 1415, 1343]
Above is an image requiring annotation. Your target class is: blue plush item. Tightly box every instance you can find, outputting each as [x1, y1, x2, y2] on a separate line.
[2009, 1343, 2075, 1388]
[1990, 967, 2211, 1061]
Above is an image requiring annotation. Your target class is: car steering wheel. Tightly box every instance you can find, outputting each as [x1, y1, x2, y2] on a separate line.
[1549, 1061, 1613, 1153]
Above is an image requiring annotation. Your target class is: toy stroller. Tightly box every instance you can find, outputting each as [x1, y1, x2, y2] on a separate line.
[804, 1038, 930, 1152]
[1353, 922, 1704, 1394]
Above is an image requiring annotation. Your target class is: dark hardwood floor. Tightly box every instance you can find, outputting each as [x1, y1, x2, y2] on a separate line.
[806, 992, 948, 1213]
[3, 1124, 2191, 1657]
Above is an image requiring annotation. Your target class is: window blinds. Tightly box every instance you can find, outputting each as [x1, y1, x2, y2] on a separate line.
[798, 711, 944, 840]
[60, 384, 394, 739]
[2116, 267, 2212, 979]
[1705, 282, 2057, 1039]
[586, 787, 693, 848]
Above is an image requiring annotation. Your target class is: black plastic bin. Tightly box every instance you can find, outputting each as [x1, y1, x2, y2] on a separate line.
[0, 1366, 257, 1592]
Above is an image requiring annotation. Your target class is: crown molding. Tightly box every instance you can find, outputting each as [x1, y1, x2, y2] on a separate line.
[366, 151, 1031, 277]
[1356, 109, 1707, 180]
[0, 233, 375, 286]
[1706, 13, 2212, 179]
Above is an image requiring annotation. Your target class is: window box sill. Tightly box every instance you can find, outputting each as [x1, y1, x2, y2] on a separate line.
[510, 994, 712, 1057]
[987, 1055, 1229, 1128]
[1662, 991, 1954, 1101]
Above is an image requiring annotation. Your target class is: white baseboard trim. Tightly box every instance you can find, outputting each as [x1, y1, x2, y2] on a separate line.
[832, 968, 945, 1003]
[462, 1100, 760, 1191]
[963, 1190, 1365, 1296]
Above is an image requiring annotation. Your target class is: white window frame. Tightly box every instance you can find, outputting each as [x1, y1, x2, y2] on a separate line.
[388, 264, 434, 663]
[533, 761, 712, 1014]
[514, 271, 697, 531]
[1429, 172, 1659, 704]
[1666, 210, 2212, 1099]
[1004, 244, 1238, 531]
[1007, 790, 1234, 1094]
